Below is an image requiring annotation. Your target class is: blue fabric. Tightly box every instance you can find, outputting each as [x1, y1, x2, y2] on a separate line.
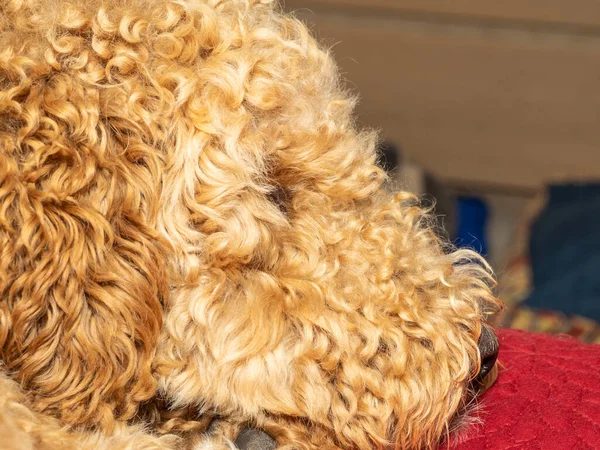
[455, 196, 488, 256]
[525, 183, 600, 322]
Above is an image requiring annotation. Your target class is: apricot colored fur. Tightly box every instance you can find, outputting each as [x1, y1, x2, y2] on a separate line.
[0, 0, 498, 448]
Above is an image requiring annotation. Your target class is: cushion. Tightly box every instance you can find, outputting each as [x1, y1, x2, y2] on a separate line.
[450, 329, 600, 450]
[526, 183, 600, 322]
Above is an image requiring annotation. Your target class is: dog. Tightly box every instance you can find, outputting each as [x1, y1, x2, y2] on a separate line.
[0, 0, 500, 448]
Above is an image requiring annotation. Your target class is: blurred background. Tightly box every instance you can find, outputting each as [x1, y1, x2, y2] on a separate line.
[283, 0, 600, 342]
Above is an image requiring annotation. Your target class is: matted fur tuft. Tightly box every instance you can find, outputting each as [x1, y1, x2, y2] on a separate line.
[0, 0, 500, 448]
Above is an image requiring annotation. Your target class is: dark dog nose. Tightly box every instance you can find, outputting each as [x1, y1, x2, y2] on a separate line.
[477, 325, 499, 381]
[235, 428, 276, 450]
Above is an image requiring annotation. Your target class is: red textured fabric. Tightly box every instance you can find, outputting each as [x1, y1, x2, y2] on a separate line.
[449, 329, 600, 450]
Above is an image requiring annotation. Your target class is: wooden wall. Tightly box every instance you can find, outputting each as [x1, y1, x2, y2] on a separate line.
[283, 0, 600, 191]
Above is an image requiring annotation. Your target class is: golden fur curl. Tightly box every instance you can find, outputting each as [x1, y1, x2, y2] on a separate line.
[0, 0, 499, 448]
[0, 368, 181, 449]
[0, 0, 172, 430]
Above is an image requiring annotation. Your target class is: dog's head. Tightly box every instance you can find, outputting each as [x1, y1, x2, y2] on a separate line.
[0, 0, 500, 447]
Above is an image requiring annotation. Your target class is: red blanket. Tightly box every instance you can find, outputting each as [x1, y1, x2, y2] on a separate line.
[450, 329, 600, 450]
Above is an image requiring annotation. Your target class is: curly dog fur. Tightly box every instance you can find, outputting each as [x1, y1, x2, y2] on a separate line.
[0, 0, 499, 448]
[0, 369, 182, 450]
